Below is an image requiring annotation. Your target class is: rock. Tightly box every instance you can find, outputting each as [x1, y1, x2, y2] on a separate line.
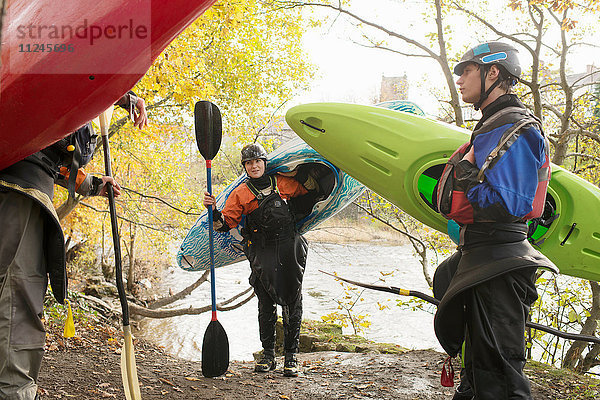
[83, 281, 118, 298]
[312, 342, 336, 352]
[299, 334, 319, 352]
[335, 343, 355, 352]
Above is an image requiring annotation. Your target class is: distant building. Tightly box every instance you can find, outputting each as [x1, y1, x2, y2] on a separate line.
[567, 64, 600, 88]
[379, 75, 408, 102]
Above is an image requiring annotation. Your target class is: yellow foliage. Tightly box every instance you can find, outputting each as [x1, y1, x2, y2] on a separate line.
[56, 1, 315, 274]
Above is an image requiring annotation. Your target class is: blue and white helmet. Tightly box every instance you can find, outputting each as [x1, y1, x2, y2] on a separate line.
[454, 41, 521, 82]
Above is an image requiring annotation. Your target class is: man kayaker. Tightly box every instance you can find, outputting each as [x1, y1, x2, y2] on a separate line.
[0, 92, 147, 400]
[203, 143, 318, 377]
[432, 41, 558, 399]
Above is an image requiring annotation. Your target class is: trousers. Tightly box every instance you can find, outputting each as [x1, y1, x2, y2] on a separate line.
[0, 191, 48, 400]
[253, 277, 302, 356]
[461, 268, 538, 399]
[434, 223, 543, 399]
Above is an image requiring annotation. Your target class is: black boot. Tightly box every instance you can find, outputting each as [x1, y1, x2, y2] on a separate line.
[283, 353, 299, 377]
[452, 379, 474, 399]
[254, 352, 276, 372]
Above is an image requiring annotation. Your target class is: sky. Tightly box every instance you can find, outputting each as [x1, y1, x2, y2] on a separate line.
[294, 1, 443, 113]
[293, 1, 600, 116]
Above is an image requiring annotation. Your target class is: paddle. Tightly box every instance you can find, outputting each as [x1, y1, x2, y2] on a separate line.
[319, 270, 600, 345]
[99, 107, 142, 400]
[195, 100, 229, 378]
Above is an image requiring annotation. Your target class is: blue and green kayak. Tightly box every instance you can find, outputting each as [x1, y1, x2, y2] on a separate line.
[177, 137, 365, 271]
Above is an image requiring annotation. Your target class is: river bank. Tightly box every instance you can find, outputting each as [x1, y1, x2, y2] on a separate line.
[137, 240, 442, 362]
[39, 309, 600, 399]
[41, 223, 599, 399]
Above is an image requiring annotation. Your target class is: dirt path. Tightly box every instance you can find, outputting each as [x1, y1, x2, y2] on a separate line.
[40, 333, 456, 400]
[37, 318, 598, 400]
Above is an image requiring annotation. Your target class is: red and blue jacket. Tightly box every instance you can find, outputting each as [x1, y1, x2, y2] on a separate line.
[437, 95, 550, 224]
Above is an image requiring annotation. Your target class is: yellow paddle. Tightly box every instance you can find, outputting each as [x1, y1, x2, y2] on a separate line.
[99, 106, 142, 400]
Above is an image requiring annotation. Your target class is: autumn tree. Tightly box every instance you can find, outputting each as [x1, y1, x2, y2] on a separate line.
[275, 0, 467, 125]
[55, 0, 314, 302]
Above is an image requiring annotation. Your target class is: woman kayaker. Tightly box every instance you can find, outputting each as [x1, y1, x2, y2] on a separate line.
[203, 143, 318, 377]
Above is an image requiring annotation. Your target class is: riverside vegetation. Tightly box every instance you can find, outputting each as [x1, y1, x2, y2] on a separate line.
[39, 291, 600, 400]
[37, 217, 600, 399]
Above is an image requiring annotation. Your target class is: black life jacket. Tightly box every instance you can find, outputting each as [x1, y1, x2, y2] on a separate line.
[245, 175, 296, 241]
[25, 123, 98, 198]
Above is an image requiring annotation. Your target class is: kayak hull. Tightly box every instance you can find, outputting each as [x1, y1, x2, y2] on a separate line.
[177, 137, 366, 271]
[286, 102, 600, 282]
[0, 0, 216, 169]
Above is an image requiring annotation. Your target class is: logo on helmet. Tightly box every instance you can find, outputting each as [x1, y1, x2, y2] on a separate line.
[481, 52, 508, 64]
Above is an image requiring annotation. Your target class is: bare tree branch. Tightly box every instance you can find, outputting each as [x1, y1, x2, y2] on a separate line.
[353, 201, 424, 251]
[149, 270, 210, 309]
[122, 186, 203, 216]
[128, 287, 254, 318]
[566, 153, 600, 163]
[79, 202, 171, 232]
[275, 0, 464, 125]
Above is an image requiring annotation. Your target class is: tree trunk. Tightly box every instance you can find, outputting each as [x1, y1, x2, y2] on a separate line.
[552, 138, 571, 166]
[130, 286, 255, 318]
[562, 281, 600, 370]
[579, 343, 600, 373]
[127, 223, 136, 292]
[56, 195, 81, 221]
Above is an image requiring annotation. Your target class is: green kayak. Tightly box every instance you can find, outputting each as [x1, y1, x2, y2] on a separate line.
[286, 102, 600, 282]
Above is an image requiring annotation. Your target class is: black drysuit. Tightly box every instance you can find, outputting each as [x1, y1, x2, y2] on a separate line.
[213, 174, 309, 356]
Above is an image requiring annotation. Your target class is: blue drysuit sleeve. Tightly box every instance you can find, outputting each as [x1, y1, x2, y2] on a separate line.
[465, 124, 545, 218]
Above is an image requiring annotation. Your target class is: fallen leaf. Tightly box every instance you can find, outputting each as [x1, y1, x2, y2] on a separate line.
[159, 377, 176, 386]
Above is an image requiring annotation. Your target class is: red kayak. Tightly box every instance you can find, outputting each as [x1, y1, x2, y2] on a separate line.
[0, 0, 216, 169]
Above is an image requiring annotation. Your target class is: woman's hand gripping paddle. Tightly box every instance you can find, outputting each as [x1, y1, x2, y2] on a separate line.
[195, 100, 229, 378]
[99, 107, 142, 400]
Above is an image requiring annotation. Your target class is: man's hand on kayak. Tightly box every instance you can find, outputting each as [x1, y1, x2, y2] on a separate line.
[132, 96, 148, 129]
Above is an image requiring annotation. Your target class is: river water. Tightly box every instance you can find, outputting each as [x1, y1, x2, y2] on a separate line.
[138, 242, 443, 361]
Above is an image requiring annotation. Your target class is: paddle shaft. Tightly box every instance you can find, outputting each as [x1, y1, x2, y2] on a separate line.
[320, 270, 600, 345]
[206, 159, 218, 320]
[101, 134, 129, 326]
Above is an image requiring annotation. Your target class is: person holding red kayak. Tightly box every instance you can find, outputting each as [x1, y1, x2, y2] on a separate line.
[0, 92, 146, 400]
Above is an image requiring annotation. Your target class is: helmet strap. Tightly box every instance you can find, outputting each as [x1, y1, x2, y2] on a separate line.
[474, 66, 501, 111]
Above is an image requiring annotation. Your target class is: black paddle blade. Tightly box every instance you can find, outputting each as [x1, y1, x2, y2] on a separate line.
[194, 101, 222, 160]
[201, 320, 229, 378]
